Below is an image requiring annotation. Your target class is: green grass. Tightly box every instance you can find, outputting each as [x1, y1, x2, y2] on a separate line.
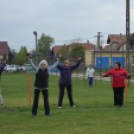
[0, 72, 134, 134]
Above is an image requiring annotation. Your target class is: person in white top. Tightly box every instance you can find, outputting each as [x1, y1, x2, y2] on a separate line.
[86, 64, 95, 88]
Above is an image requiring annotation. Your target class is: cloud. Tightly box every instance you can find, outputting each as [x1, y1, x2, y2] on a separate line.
[0, 0, 134, 52]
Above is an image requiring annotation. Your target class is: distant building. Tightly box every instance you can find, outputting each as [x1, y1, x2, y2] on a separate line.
[85, 33, 134, 67]
[0, 42, 9, 63]
[52, 40, 95, 56]
[103, 33, 134, 51]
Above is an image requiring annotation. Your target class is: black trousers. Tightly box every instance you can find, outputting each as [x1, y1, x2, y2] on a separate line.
[58, 84, 74, 107]
[32, 89, 50, 115]
[113, 87, 125, 106]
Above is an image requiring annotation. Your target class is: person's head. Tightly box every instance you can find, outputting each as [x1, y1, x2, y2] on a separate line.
[64, 60, 70, 68]
[89, 64, 93, 68]
[114, 61, 121, 69]
[39, 60, 49, 69]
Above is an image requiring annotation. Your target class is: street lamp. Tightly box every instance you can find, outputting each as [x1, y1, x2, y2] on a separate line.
[33, 31, 38, 65]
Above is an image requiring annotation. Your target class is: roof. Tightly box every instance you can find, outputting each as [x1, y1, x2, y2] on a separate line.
[102, 45, 110, 50]
[52, 45, 63, 55]
[70, 42, 95, 50]
[52, 41, 95, 55]
[0, 42, 9, 55]
[107, 33, 134, 51]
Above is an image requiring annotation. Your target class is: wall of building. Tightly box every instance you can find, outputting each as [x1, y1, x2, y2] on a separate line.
[85, 50, 134, 66]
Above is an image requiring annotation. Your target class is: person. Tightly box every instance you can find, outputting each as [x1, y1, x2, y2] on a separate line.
[29, 53, 61, 117]
[102, 61, 130, 107]
[57, 58, 81, 108]
[86, 64, 95, 88]
[0, 59, 7, 106]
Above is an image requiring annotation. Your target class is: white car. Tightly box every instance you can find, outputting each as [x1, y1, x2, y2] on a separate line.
[6, 65, 20, 72]
[6, 65, 13, 72]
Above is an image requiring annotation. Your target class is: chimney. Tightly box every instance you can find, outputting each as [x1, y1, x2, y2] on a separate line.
[120, 33, 122, 37]
[87, 40, 89, 43]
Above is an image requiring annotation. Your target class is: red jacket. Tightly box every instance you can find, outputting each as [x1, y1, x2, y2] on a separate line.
[104, 67, 128, 88]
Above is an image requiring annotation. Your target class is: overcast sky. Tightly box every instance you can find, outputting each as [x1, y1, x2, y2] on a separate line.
[0, 0, 134, 52]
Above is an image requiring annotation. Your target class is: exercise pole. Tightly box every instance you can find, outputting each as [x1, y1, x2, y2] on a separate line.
[126, 78, 128, 101]
[29, 73, 31, 105]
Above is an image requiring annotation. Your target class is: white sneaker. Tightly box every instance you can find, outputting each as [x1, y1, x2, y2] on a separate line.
[58, 106, 62, 108]
[72, 105, 76, 107]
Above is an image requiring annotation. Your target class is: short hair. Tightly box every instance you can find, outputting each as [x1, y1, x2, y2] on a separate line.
[115, 61, 121, 68]
[39, 60, 49, 69]
[64, 60, 70, 64]
[89, 64, 93, 67]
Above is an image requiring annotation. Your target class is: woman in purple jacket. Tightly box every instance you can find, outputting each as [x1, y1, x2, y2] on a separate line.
[0, 59, 7, 106]
[57, 58, 81, 108]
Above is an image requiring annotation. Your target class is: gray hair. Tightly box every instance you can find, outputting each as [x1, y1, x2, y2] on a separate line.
[39, 60, 49, 69]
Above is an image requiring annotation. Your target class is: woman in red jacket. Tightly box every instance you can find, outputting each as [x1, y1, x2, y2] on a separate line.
[102, 61, 130, 107]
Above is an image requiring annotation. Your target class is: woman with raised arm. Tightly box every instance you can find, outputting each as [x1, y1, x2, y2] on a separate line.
[102, 61, 131, 108]
[29, 53, 61, 117]
[57, 58, 81, 108]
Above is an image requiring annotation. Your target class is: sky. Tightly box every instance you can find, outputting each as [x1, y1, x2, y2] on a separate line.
[0, 0, 134, 52]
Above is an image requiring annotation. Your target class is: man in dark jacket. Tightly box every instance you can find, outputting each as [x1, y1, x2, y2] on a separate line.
[57, 58, 81, 108]
[0, 59, 7, 106]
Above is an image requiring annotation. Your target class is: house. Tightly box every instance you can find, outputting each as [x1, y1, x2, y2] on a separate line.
[52, 40, 95, 56]
[85, 33, 134, 68]
[0, 42, 9, 63]
[104, 33, 134, 51]
[52, 45, 63, 56]
[70, 40, 95, 51]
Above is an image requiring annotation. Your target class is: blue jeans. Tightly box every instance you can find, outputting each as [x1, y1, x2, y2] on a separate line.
[88, 77, 93, 87]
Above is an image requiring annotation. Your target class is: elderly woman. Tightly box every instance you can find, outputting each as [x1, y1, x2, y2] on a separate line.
[102, 61, 130, 107]
[57, 58, 81, 108]
[29, 53, 61, 117]
[0, 59, 7, 106]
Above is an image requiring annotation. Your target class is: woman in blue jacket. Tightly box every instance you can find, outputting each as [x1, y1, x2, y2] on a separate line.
[57, 58, 81, 108]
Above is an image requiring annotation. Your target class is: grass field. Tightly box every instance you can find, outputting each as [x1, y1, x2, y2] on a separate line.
[0, 72, 134, 134]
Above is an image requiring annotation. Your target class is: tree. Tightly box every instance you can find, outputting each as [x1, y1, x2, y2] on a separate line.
[8, 46, 14, 64]
[58, 45, 70, 59]
[38, 33, 54, 56]
[15, 47, 28, 66]
[70, 44, 85, 60]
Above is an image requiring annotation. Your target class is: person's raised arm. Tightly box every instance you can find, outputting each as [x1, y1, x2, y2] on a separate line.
[28, 52, 39, 73]
[48, 56, 62, 72]
[71, 58, 81, 70]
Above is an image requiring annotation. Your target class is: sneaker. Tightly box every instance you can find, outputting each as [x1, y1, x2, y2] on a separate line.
[72, 105, 76, 108]
[58, 106, 62, 108]
[114, 105, 117, 108]
[46, 114, 51, 116]
[31, 115, 36, 117]
[1, 104, 4, 106]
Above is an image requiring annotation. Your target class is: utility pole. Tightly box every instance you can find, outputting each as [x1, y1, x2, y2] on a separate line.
[126, 0, 130, 72]
[95, 32, 103, 50]
[33, 31, 38, 65]
[95, 32, 103, 82]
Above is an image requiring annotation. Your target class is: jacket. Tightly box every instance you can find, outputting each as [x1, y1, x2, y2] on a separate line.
[57, 62, 80, 85]
[104, 67, 128, 88]
[0, 62, 6, 77]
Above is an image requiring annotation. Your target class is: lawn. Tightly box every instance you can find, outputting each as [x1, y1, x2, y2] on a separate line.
[0, 72, 134, 134]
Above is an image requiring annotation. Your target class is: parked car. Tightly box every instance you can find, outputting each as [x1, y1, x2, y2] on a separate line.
[3, 65, 7, 71]
[6, 64, 20, 72]
[6, 65, 13, 72]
